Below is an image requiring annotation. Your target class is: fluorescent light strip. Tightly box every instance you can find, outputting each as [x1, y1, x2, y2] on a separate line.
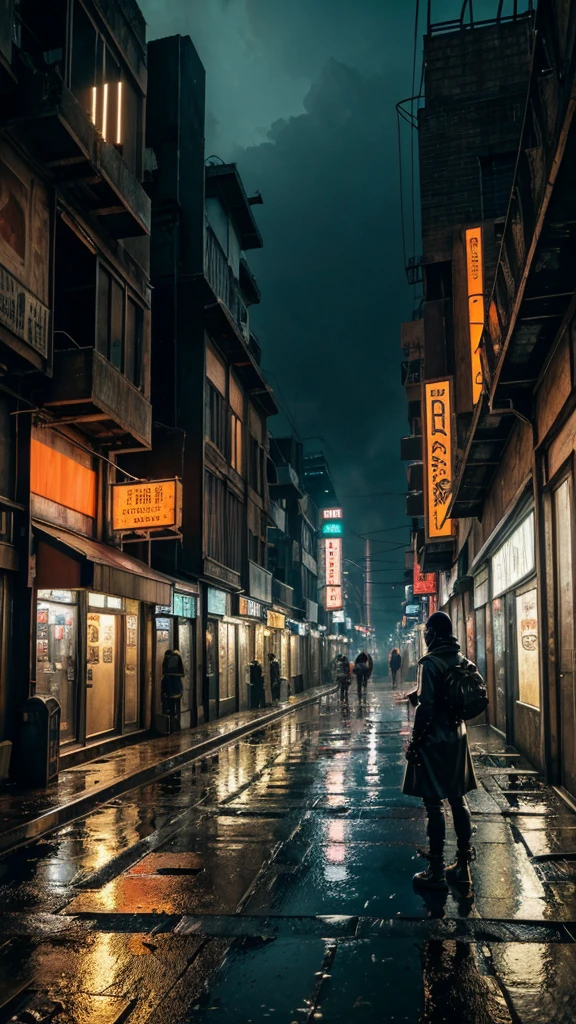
[91, 86, 97, 125]
[116, 81, 123, 144]
[102, 82, 108, 141]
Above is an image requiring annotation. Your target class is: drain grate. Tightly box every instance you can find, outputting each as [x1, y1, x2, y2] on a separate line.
[534, 855, 576, 882]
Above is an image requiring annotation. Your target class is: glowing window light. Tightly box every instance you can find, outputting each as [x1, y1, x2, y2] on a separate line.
[116, 81, 123, 144]
[102, 82, 109, 141]
[91, 86, 97, 126]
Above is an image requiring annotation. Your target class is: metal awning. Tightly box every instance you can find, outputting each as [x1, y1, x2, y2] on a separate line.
[33, 522, 172, 606]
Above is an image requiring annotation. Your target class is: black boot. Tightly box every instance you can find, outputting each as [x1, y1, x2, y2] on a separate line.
[446, 847, 474, 893]
[413, 854, 448, 891]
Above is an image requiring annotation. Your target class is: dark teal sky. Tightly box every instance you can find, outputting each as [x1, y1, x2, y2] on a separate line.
[138, 0, 522, 635]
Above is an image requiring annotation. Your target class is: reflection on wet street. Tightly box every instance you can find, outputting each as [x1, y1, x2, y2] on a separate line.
[1, 680, 576, 1021]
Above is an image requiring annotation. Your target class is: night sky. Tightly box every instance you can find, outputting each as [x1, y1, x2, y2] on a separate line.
[138, 0, 503, 637]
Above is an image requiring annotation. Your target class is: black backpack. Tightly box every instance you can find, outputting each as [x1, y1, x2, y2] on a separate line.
[429, 653, 488, 721]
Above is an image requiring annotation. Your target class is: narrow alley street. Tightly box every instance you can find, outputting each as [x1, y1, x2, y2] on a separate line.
[1, 680, 575, 1023]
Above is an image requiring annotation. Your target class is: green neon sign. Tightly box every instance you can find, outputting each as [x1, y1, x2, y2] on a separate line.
[322, 521, 343, 537]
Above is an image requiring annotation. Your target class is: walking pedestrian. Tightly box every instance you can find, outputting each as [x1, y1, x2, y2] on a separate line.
[336, 654, 351, 703]
[353, 651, 372, 701]
[389, 647, 402, 688]
[268, 651, 281, 703]
[402, 611, 479, 893]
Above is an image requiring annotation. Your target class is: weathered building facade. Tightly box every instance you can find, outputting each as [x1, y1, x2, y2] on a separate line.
[403, 0, 576, 803]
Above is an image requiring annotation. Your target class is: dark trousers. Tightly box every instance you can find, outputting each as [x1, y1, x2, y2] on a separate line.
[339, 680, 350, 702]
[423, 796, 472, 856]
[391, 669, 398, 687]
[356, 673, 368, 699]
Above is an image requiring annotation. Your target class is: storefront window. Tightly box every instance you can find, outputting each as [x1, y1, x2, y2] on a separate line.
[178, 619, 193, 714]
[475, 607, 487, 683]
[217, 621, 236, 700]
[516, 588, 540, 709]
[36, 590, 78, 743]
[492, 597, 507, 732]
[86, 610, 117, 737]
[124, 599, 139, 727]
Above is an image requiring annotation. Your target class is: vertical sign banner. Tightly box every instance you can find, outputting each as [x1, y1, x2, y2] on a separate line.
[466, 227, 485, 406]
[424, 380, 453, 539]
[413, 560, 437, 595]
[325, 537, 343, 611]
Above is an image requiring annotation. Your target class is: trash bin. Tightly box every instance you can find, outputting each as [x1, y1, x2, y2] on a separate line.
[19, 695, 61, 788]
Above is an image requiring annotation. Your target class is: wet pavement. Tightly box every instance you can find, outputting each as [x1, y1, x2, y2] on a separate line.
[1, 680, 576, 1022]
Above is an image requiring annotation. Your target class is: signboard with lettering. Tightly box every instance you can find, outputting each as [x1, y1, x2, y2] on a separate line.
[466, 227, 485, 406]
[112, 479, 182, 532]
[325, 537, 342, 588]
[239, 596, 264, 619]
[424, 380, 453, 539]
[492, 513, 535, 598]
[326, 585, 343, 611]
[322, 521, 343, 537]
[413, 560, 437, 595]
[267, 610, 286, 629]
[321, 508, 343, 520]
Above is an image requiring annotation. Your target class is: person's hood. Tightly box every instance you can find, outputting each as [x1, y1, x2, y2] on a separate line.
[422, 635, 461, 658]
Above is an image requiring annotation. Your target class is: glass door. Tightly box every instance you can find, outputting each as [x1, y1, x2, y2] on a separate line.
[124, 600, 140, 730]
[155, 616, 174, 715]
[554, 478, 576, 794]
[86, 612, 117, 737]
[177, 618, 194, 724]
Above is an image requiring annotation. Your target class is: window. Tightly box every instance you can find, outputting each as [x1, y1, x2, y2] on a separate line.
[231, 414, 242, 474]
[249, 436, 263, 494]
[96, 265, 144, 384]
[205, 471, 242, 572]
[205, 383, 229, 456]
[69, 0, 143, 174]
[516, 588, 540, 709]
[479, 152, 517, 221]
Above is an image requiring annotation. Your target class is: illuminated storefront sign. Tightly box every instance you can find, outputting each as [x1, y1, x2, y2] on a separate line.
[413, 560, 437, 595]
[239, 596, 263, 619]
[267, 610, 286, 629]
[491, 513, 535, 598]
[321, 508, 343, 520]
[326, 586, 343, 611]
[208, 588, 227, 616]
[112, 479, 182, 531]
[424, 380, 453, 539]
[466, 227, 484, 405]
[322, 521, 343, 537]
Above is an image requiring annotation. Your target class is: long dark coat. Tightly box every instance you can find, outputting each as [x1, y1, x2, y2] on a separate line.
[402, 639, 478, 800]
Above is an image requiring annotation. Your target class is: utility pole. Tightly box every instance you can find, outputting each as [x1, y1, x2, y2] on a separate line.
[365, 537, 371, 636]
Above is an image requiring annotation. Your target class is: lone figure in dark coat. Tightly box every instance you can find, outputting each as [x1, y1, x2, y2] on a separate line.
[402, 611, 478, 892]
[268, 651, 281, 703]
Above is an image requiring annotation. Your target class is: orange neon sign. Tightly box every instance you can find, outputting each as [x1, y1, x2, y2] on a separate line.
[466, 227, 485, 405]
[112, 479, 182, 532]
[424, 380, 453, 539]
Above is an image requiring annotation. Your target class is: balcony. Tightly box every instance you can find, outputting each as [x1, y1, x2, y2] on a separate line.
[249, 561, 272, 604]
[204, 223, 249, 339]
[8, 70, 150, 238]
[42, 348, 152, 450]
[273, 577, 295, 610]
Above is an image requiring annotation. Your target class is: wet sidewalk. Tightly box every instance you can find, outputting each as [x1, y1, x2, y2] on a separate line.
[0, 684, 334, 856]
[1, 680, 576, 1022]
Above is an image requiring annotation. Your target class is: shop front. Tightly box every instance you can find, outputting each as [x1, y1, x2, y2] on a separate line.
[154, 589, 199, 729]
[205, 586, 238, 720]
[288, 619, 307, 693]
[236, 596, 265, 709]
[264, 609, 289, 698]
[487, 510, 541, 762]
[33, 522, 172, 758]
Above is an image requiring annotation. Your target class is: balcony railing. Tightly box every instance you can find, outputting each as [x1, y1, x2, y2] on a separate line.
[205, 222, 249, 340]
[43, 348, 152, 449]
[273, 577, 295, 609]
